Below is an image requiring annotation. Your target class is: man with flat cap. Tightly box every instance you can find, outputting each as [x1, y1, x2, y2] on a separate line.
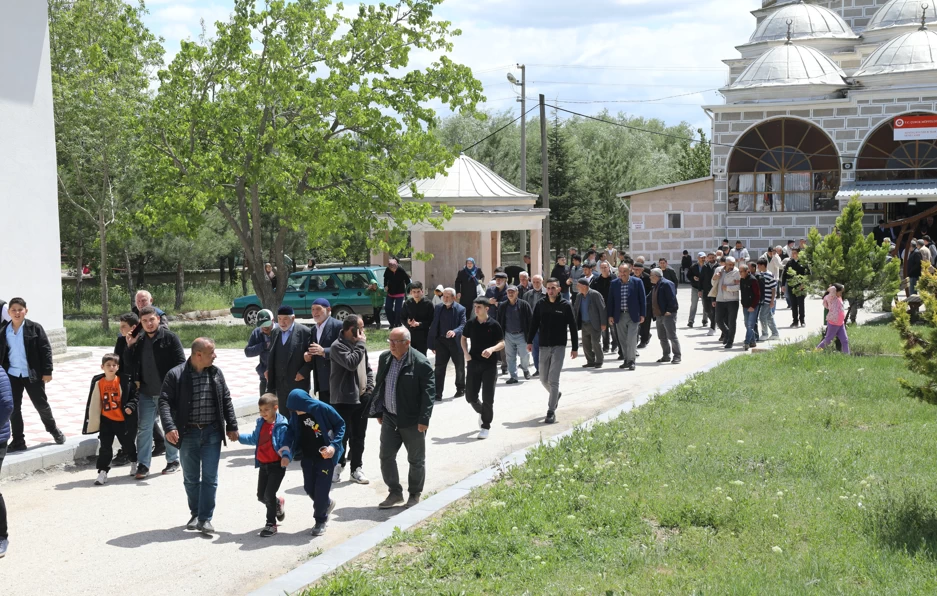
[264, 305, 313, 417]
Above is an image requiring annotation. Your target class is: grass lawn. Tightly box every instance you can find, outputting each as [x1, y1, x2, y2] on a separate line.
[63, 282, 244, 317]
[307, 321, 937, 595]
[66, 319, 391, 352]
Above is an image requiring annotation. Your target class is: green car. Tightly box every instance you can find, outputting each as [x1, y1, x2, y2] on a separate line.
[232, 266, 386, 326]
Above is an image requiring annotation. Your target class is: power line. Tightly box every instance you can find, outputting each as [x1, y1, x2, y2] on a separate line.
[527, 63, 726, 72]
[542, 89, 720, 104]
[461, 105, 539, 152]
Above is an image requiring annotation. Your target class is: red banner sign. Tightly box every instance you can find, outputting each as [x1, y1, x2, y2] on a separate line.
[894, 116, 937, 140]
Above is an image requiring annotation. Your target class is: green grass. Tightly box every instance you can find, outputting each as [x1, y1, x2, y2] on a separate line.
[63, 282, 244, 317]
[66, 319, 391, 352]
[306, 321, 937, 595]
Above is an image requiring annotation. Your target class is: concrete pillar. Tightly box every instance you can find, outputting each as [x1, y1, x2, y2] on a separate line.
[479, 229, 494, 281]
[530, 228, 543, 278]
[492, 231, 501, 269]
[411, 229, 426, 286]
[519, 230, 527, 263]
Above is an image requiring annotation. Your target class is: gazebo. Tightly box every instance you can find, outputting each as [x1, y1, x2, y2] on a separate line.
[371, 154, 548, 290]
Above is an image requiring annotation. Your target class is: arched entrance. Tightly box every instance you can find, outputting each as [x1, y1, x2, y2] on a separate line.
[857, 113, 937, 183]
[727, 118, 841, 213]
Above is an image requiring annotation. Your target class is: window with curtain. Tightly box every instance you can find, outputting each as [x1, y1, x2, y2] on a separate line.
[727, 118, 840, 212]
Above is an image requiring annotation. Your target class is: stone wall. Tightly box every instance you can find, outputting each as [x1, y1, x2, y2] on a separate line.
[815, 0, 895, 32]
[628, 179, 715, 264]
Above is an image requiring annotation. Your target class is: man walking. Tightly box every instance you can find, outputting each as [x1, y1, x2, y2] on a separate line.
[498, 286, 533, 384]
[401, 281, 435, 355]
[523, 275, 547, 377]
[526, 278, 578, 424]
[428, 288, 467, 400]
[383, 259, 411, 329]
[782, 248, 808, 327]
[756, 258, 780, 341]
[713, 256, 741, 349]
[632, 262, 653, 349]
[687, 252, 706, 328]
[571, 278, 606, 368]
[132, 290, 169, 328]
[159, 338, 239, 534]
[0, 298, 65, 451]
[303, 299, 344, 406]
[329, 315, 374, 485]
[462, 298, 505, 439]
[244, 309, 274, 397]
[701, 252, 717, 334]
[127, 306, 184, 478]
[649, 269, 681, 364]
[591, 261, 615, 353]
[371, 328, 435, 509]
[657, 258, 679, 288]
[739, 264, 762, 350]
[729, 240, 750, 265]
[908, 240, 924, 296]
[265, 306, 313, 417]
[606, 264, 646, 371]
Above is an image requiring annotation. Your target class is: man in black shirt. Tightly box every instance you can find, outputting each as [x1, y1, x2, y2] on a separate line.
[382, 259, 411, 329]
[632, 262, 653, 349]
[591, 261, 614, 353]
[460, 297, 505, 440]
[400, 281, 435, 355]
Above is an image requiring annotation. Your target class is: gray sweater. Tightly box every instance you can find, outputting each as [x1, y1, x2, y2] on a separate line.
[329, 337, 374, 406]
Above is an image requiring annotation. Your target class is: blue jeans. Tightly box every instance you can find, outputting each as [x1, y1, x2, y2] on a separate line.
[384, 296, 404, 328]
[180, 425, 222, 522]
[532, 331, 540, 371]
[504, 332, 530, 380]
[136, 393, 178, 469]
[744, 306, 761, 346]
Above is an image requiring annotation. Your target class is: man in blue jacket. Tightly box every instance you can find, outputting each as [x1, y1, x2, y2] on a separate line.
[650, 268, 681, 365]
[303, 299, 343, 404]
[427, 288, 466, 400]
[606, 263, 647, 372]
[0, 366, 12, 557]
[244, 309, 274, 397]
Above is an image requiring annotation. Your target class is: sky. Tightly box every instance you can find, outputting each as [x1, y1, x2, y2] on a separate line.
[140, 0, 763, 132]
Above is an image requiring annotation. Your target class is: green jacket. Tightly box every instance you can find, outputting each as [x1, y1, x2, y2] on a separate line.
[369, 347, 435, 428]
[366, 286, 386, 308]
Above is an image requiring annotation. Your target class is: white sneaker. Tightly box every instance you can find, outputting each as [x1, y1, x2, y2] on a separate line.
[478, 428, 489, 440]
[769, 335, 780, 341]
[94, 471, 108, 486]
[351, 467, 370, 484]
[332, 464, 344, 483]
[706, 329, 715, 336]
[759, 334, 769, 342]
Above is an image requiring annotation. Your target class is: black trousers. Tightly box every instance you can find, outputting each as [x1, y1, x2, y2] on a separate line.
[791, 295, 806, 325]
[703, 297, 716, 330]
[257, 462, 286, 525]
[0, 440, 7, 538]
[639, 310, 652, 344]
[716, 301, 740, 345]
[410, 331, 428, 356]
[97, 417, 137, 472]
[332, 401, 368, 471]
[372, 307, 382, 328]
[433, 336, 465, 398]
[9, 376, 57, 444]
[465, 361, 497, 430]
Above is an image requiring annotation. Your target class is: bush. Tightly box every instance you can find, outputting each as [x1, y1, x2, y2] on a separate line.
[893, 267, 937, 404]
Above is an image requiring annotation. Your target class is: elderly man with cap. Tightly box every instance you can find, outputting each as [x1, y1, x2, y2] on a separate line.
[713, 256, 741, 349]
[382, 258, 411, 329]
[265, 305, 313, 417]
[400, 281, 435, 356]
[462, 297, 505, 439]
[428, 288, 467, 400]
[303, 298, 343, 408]
[485, 271, 510, 374]
[649, 268, 681, 364]
[571, 277, 607, 368]
[244, 309, 275, 396]
[498, 284, 533, 384]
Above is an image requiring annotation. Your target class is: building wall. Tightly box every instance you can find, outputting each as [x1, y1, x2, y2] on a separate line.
[0, 3, 65, 350]
[815, 0, 895, 32]
[424, 231, 480, 290]
[628, 179, 715, 264]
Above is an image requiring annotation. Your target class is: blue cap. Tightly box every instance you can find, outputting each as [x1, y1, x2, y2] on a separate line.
[312, 298, 331, 309]
[277, 305, 294, 316]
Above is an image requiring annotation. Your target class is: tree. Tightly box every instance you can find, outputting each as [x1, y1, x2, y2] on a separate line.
[671, 128, 711, 183]
[147, 0, 483, 310]
[893, 267, 937, 404]
[49, 0, 163, 331]
[801, 197, 901, 323]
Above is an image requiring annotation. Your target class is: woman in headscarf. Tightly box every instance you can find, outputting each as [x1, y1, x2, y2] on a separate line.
[455, 257, 484, 311]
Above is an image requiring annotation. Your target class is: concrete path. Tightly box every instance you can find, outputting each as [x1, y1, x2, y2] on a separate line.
[0, 290, 880, 594]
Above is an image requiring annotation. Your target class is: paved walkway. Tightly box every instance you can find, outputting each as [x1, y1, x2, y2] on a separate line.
[0, 290, 880, 594]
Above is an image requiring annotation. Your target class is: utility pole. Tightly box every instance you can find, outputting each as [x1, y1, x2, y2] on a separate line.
[539, 93, 550, 272]
[518, 64, 527, 262]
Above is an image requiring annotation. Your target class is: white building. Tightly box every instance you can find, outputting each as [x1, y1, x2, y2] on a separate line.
[625, 0, 937, 263]
[0, 2, 65, 352]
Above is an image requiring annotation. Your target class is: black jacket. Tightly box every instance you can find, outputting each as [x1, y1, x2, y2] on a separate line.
[114, 335, 137, 412]
[400, 298, 435, 350]
[700, 263, 716, 295]
[369, 347, 435, 428]
[590, 274, 612, 302]
[497, 298, 533, 336]
[527, 296, 579, 351]
[265, 323, 314, 396]
[128, 327, 185, 406]
[310, 317, 343, 397]
[383, 266, 411, 295]
[455, 268, 484, 308]
[782, 258, 808, 286]
[550, 263, 571, 290]
[0, 320, 53, 383]
[661, 267, 679, 288]
[689, 263, 704, 290]
[158, 360, 238, 445]
[908, 249, 923, 278]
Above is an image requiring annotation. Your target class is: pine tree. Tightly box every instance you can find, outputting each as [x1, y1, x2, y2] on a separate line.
[672, 128, 712, 183]
[893, 267, 937, 404]
[801, 197, 900, 322]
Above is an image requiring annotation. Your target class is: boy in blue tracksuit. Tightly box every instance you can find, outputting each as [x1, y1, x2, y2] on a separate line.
[283, 388, 345, 536]
[237, 393, 291, 537]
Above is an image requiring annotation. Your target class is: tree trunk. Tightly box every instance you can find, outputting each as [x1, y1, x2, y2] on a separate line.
[220, 257, 226, 285]
[74, 237, 84, 310]
[228, 255, 237, 286]
[175, 262, 185, 311]
[135, 255, 146, 287]
[241, 252, 248, 295]
[124, 249, 135, 307]
[98, 211, 110, 333]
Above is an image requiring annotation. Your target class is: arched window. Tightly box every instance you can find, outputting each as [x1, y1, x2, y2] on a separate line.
[728, 118, 840, 212]
[857, 114, 937, 182]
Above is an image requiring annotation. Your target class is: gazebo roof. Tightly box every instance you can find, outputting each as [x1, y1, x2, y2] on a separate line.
[398, 154, 538, 205]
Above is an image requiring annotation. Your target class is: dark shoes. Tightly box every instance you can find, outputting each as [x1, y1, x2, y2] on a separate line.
[506, 378, 519, 385]
[162, 461, 181, 475]
[134, 464, 149, 480]
[724, 343, 734, 350]
[112, 454, 131, 467]
[8, 441, 27, 453]
[619, 361, 636, 370]
[687, 322, 694, 328]
[672, 357, 681, 364]
[379, 492, 405, 509]
[656, 356, 671, 363]
[197, 520, 215, 534]
[524, 370, 531, 380]
[544, 411, 557, 424]
[406, 494, 421, 508]
[582, 363, 594, 368]
[310, 522, 327, 536]
[453, 390, 465, 398]
[260, 523, 278, 538]
[637, 342, 648, 349]
[185, 516, 199, 531]
[532, 371, 540, 378]
[51, 428, 66, 445]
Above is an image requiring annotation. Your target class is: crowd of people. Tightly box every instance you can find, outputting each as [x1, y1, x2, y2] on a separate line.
[0, 235, 865, 558]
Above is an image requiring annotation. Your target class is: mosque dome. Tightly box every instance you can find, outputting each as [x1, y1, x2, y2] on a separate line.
[738, 1, 857, 58]
[853, 26, 937, 83]
[864, 0, 937, 43]
[723, 42, 849, 101]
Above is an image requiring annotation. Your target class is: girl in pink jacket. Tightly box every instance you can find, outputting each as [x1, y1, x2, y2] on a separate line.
[816, 283, 849, 354]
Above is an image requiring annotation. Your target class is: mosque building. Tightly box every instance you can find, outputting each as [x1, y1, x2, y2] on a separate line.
[623, 0, 937, 263]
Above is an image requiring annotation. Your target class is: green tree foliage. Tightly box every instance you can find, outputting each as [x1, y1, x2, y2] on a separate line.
[671, 128, 712, 183]
[146, 0, 483, 309]
[893, 267, 937, 404]
[49, 0, 164, 331]
[801, 197, 900, 322]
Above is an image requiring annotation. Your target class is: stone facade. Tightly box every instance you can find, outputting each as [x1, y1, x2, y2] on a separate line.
[623, 178, 715, 264]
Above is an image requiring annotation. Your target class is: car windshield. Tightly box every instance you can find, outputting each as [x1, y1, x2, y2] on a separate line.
[286, 275, 306, 292]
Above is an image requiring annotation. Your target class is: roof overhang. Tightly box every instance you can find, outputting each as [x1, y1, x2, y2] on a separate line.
[617, 176, 713, 199]
[837, 179, 937, 203]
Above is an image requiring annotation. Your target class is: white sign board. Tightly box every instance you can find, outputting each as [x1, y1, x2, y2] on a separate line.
[894, 116, 937, 141]
[632, 221, 644, 230]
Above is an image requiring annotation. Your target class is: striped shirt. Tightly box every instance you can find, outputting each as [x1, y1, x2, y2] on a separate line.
[189, 369, 217, 425]
[620, 278, 630, 312]
[759, 271, 777, 306]
[383, 354, 406, 415]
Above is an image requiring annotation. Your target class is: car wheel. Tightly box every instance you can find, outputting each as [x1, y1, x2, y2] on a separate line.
[332, 306, 354, 321]
[243, 306, 260, 326]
